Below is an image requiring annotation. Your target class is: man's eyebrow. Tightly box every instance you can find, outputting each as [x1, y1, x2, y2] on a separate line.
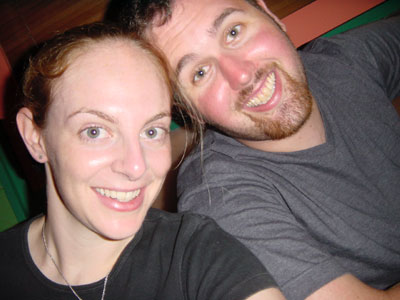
[209, 8, 242, 36]
[67, 108, 118, 124]
[175, 7, 243, 78]
[176, 53, 197, 78]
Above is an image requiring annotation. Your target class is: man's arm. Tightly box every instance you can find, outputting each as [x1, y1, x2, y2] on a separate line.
[307, 274, 400, 300]
[247, 288, 285, 300]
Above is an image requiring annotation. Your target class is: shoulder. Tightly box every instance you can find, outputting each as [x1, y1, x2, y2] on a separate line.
[301, 16, 400, 69]
[144, 208, 266, 251]
[144, 208, 224, 235]
[179, 130, 241, 171]
[0, 218, 31, 248]
[300, 16, 400, 107]
[0, 226, 20, 251]
[178, 129, 270, 190]
[0, 217, 39, 260]
[305, 16, 400, 51]
[142, 211, 277, 299]
[142, 209, 271, 268]
[177, 131, 282, 214]
[0, 217, 34, 282]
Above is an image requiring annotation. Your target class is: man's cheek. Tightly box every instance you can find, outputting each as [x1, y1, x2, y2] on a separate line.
[198, 86, 227, 120]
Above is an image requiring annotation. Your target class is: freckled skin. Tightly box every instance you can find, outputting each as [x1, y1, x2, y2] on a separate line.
[40, 41, 172, 241]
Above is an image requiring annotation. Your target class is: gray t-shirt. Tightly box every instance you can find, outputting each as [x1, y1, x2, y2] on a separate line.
[177, 16, 400, 300]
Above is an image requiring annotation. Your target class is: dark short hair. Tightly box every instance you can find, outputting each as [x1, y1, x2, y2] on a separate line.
[22, 22, 173, 128]
[117, 0, 263, 35]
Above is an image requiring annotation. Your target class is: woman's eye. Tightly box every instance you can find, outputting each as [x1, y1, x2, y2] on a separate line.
[83, 126, 108, 140]
[141, 127, 166, 140]
[193, 65, 210, 83]
[226, 24, 242, 43]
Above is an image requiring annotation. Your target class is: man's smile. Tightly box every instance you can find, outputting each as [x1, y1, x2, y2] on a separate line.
[246, 71, 276, 108]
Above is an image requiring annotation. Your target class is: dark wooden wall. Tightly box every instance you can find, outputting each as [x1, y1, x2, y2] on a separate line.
[0, 0, 313, 69]
[0, 0, 108, 67]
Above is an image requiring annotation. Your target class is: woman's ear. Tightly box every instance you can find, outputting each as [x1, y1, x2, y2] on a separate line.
[256, 0, 287, 32]
[16, 107, 48, 163]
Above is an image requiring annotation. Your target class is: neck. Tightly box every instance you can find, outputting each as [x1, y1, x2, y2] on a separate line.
[240, 98, 325, 153]
[28, 215, 129, 285]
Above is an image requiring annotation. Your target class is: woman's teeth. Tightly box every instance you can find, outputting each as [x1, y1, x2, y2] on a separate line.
[96, 188, 140, 202]
[246, 72, 276, 108]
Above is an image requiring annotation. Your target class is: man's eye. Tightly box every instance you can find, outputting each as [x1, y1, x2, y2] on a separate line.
[226, 24, 242, 43]
[193, 65, 210, 83]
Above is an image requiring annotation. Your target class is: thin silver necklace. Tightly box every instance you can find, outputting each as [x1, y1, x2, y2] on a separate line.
[41, 221, 109, 300]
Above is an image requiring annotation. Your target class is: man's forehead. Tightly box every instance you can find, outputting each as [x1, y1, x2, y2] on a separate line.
[150, 0, 244, 32]
[148, 0, 246, 65]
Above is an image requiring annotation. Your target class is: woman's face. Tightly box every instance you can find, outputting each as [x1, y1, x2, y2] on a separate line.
[40, 41, 172, 240]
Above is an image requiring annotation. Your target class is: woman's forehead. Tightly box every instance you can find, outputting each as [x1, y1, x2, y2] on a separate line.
[49, 42, 171, 119]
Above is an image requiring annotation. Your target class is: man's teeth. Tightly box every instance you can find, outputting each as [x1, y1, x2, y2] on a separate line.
[96, 188, 140, 202]
[246, 72, 276, 108]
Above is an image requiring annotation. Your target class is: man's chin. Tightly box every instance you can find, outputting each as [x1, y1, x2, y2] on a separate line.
[208, 123, 281, 141]
[208, 104, 312, 142]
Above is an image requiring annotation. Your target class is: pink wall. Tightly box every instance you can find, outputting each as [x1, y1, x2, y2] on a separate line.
[282, 0, 385, 47]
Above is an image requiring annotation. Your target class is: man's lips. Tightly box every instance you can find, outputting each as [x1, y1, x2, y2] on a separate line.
[245, 71, 276, 108]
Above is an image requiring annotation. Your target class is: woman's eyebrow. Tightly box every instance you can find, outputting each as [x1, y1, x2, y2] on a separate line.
[67, 108, 118, 124]
[145, 111, 171, 125]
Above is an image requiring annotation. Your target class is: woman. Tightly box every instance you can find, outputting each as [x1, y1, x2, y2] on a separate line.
[0, 22, 284, 299]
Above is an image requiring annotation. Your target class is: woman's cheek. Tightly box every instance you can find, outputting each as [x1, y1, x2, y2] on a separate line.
[147, 145, 172, 177]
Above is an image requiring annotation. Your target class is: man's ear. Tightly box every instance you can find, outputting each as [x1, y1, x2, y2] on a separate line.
[256, 0, 287, 32]
[16, 107, 48, 163]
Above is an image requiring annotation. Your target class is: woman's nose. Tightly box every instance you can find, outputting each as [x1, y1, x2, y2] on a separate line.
[111, 141, 146, 181]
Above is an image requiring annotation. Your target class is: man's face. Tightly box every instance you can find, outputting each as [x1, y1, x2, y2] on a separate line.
[148, 0, 312, 141]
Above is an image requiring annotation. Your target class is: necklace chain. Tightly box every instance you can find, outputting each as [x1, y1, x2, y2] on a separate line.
[41, 221, 108, 300]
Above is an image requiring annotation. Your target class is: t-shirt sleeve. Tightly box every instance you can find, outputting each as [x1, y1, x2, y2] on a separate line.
[180, 214, 277, 300]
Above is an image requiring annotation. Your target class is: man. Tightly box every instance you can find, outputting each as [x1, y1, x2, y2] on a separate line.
[117, 0, 400, 299]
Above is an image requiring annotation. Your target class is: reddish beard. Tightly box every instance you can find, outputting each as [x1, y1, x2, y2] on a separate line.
[210, 63, 313, 141]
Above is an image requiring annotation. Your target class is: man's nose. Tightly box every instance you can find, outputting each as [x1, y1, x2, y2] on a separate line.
[218, 55, 254, 90]
[111, 140, 146, 181]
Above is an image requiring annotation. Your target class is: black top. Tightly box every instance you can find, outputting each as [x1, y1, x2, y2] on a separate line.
[0, 208, 276, 300]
